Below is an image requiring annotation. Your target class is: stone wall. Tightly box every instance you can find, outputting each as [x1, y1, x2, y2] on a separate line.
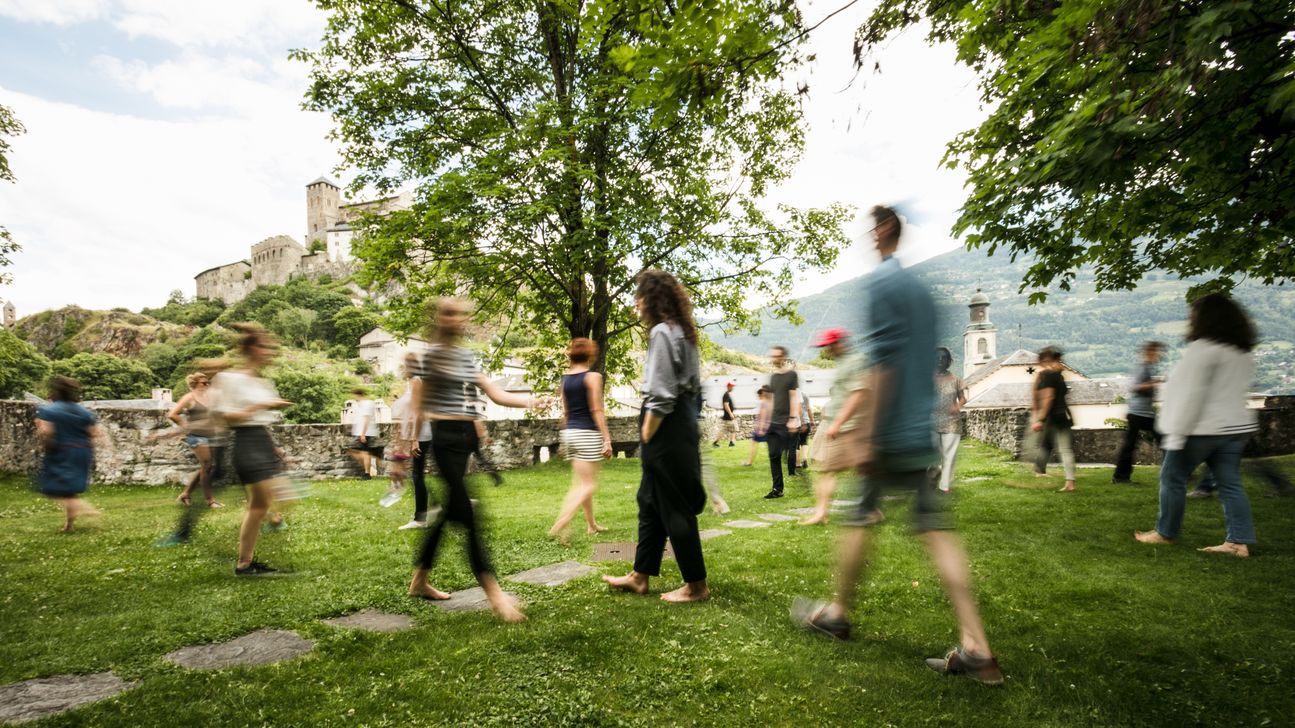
[194, 261, 253, 305]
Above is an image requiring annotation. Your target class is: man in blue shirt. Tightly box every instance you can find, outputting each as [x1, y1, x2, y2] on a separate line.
[1112, 341, 1164, 483]
[792, 205, 1001, 686]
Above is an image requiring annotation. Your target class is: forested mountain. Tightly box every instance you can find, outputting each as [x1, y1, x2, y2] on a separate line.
[713, 248, 1295, 393]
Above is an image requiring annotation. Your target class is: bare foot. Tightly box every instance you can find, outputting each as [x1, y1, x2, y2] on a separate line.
[208, 501, 224, 509]
[799, 515, 828, 526]
[177, 494, 192, 505]
[548, 526, 571, 546]
[1134, 530, 1176, 545]
[660, 583, 710, 603]
[586, 524, 609, 535]
[1034, 472, 1048, 478]
[1058, 485, 1075, 492]
[710, 499, 730, 515]
[1199, 542, 1250, 557]
[602, 572, 649, 595]
[860, 510, 885, 526]
[490, 594, 527, 623]
[409, 584, 451, 601]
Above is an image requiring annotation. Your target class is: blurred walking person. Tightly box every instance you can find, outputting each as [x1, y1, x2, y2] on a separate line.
[934, 348, 967, 493]
[715, 382, 737, 447]
[388, 353, 435, 528]
[35, 376, 104, 533]
[603, 270, 710, 603]
[742, 386, 772, 466]
[169, 371, 224, 509]
[798, 386, 814, 470]
[549, 338, 612, 543]
[792, 205, 1000, 685]
[1112, 341, 1165, 484]
[1136, 295, 1260, 557]
[347, 387, 381, 479]
[407, 298, 542, 622]
[800, 329, 868, 526]
[211, 324, 294, 575]
[1031, 347, 1076, 492]
[763, 346, 802, 498]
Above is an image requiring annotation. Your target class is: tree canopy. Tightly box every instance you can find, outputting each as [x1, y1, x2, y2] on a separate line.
[50, 352, 155, 401]
[857, 0, 1295, 300]
[296, 0, 850, 383]
[0, 328, 50, 399]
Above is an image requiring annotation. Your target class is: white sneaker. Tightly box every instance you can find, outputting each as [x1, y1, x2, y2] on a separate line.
[397, 520, 428, 530]
[379, 491, 402, 508]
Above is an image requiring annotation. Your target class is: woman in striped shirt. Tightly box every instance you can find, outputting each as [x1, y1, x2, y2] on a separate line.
[549, 337, 613, 543]
[408, 298, 543, 622]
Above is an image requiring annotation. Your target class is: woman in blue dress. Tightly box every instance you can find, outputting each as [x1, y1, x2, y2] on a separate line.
[35, 376, 104, 532]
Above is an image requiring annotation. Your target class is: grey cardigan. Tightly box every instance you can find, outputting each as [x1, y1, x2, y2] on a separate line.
[641, 322, 700, 415]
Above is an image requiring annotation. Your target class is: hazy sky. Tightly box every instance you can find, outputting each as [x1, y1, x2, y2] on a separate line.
[0, 0, 985, 315]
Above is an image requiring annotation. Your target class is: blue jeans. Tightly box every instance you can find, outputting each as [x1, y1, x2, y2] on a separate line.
[1156, 435, 1255, 544]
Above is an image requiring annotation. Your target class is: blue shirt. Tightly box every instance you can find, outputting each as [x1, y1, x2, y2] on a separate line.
[862, 256, 936, 453]
[1127, 361, 1156, 418]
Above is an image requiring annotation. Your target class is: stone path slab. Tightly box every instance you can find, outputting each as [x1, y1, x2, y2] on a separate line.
[0, 673, 134, 724]
[698, 528, 732, 540]
[434, 587, 519, 613]
[163, 629, 315, 670]
[591, 542, 673, 562]
[724, 519, 772, 529]
[831, 499, 857, 507]
[321, 610, 415, 633]
[787, 507, 818, 515]
[506, 560, 596, 587]
[758, 513, 799, 522]
[964, 476, 991, 482]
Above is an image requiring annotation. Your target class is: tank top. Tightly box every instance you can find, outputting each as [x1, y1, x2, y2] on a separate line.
[186, 398, 215, 437]
[562, 371, 597, 430]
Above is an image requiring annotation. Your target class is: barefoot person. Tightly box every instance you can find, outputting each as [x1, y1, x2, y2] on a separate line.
[210, 324, 294, 576]
[1030, 347, 1076, 492]
[604, 270, 709, 603]
[800, 328, 868, 526]
[1135, 294, 1260, 557]
[792, 205, 1000, 685]
[741, 386, 772, 466]
[407, 298, 542, 622]
[347, 388, 381, 479]
[35, 376, 104, 532]
[549, 338, 612, 542]
[169, 372, 223, 509]
[387, 353, 434, 527]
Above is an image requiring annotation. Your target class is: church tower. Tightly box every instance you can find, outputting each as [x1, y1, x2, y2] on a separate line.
[306, 176, 341, 249]
[963, 289, 997, 376]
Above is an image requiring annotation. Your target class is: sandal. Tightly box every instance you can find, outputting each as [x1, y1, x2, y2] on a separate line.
[177, 494, 192, 506]
[790, 597, 850, 640]
[925, 647, 1004, 686]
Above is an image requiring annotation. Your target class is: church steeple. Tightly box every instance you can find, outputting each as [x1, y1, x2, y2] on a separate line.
[963, 289, 997, 376]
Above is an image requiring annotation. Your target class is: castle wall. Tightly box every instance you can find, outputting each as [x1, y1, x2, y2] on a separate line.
[250, 235, 305, 288]
[194, 261, 253, 304]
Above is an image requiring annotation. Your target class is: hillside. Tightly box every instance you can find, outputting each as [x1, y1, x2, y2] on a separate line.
[713, 248, 1295, 393]
[15, 307, 195, 359]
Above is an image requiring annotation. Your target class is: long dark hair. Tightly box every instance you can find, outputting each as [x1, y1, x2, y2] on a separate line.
[936, 347, 953, 374]
[48, 376, 81, 403]
[1188, 294, 1256, 352]
[635, 269, 698, 345]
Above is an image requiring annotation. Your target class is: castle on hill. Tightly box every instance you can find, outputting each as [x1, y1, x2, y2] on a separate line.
[194, 177, 411, 304]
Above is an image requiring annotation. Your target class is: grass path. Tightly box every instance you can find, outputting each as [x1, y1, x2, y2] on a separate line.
[1, 442, 1292, 726]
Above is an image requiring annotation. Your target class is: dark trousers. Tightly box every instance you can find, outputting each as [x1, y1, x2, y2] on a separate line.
[634, 404, 707, 583]
[766, 423, 797, 493]
[175, 446, 227, 540]
[1114, 413, 1157, 481]
[411, 439, 433, 520]
[415, 422, 491, 576]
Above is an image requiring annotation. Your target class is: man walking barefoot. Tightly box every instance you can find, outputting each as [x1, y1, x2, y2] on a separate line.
[791, 205, 1001, 686]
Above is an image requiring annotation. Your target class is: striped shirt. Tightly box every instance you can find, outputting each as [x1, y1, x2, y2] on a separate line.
[420, 344, 483, 418]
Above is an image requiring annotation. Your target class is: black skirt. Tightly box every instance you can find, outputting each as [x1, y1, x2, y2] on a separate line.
[232, 427, 283, 484]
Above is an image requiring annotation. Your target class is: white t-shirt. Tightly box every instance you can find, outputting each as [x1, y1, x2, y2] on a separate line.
[352, 399, 379, 438]
[392, 380, 432, 441]
[210, 370, 282, 428]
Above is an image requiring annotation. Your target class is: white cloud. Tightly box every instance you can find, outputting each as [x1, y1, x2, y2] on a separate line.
[92, 51, 288, 114]
[111, 0, 323, 51]
[0, 0, 108, 25]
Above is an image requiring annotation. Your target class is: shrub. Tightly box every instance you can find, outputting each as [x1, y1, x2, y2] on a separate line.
[0, 329, 51, 398]
[49, 352, 154, 400]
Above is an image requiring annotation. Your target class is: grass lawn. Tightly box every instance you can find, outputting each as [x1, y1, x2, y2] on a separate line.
[1, 441, 1293, 727]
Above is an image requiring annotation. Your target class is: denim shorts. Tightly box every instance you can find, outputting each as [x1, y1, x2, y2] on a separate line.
[185, 434, 210, 448]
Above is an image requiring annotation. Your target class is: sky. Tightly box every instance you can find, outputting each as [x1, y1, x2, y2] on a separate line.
[0, 0, 986, 316]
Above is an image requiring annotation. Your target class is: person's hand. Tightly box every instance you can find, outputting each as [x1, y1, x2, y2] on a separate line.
[601, 439, 613, 459]
[266, 399, 292, 410]
[787, 416, 800, 430]
[274, 447, 286, 461]
[1031, 421, 1044, 433]
[359, 434, 367, 444]
[640, 423, 652, 443]
[481, 435, 493, 446]
[826, 422, 841, 441]
[411, 441, 421, 455]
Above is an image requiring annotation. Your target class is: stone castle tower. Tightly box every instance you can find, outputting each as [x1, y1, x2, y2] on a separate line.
[1, 299, 14, 329]
[963, 289, 998, 376]
[306, 176, 341, 247]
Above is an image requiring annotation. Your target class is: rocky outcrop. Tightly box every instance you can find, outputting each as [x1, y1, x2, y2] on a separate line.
[14, 307, 192, 359]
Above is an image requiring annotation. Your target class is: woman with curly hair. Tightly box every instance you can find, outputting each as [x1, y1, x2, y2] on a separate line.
[1136, 294, 1260, 557]
[603, 269, 710, 603]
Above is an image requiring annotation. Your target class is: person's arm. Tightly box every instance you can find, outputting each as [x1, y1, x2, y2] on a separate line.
[474, 419, 490, 445]
[640, 326, 680, 443]
[217, 376, 290, 425]
[35, 417, 54, 448]
[586, 372, 613, 458]
[166, 393, 192, 427]
[827, 387, 867, 440]
[477, 374, 537, 409]
[410, 378, 424, 454]
[955, 377, 968, 409]
[89, 423, 109, 449]
[1033, 384, 1055, 432]
[788, 376, 801, 425]
[1158, 345, 1212, 451]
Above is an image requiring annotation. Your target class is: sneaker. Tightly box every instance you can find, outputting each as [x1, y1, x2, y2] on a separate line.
[1187, 489, 1214, 499]
[398, 520, 428, 530]
[379, 491, 402, 508]
[235, 560, 279, 576]
[790, 597, 851, 640]
[925, 647, 1004, 687]
[763, 490, 784, 499]
[154, 533, 189, 548]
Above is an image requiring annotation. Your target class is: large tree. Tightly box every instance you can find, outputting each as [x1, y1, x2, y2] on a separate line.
[857, 0, 1295, 300]
[0, 103, 24, 285]
[297, 0, 850, 381]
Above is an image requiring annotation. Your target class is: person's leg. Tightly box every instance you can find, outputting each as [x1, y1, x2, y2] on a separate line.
[177, 470, 199, 505]
[580, 460, 605, 532]
[606, 479, 665, 594]
[410, 439, 472, 600]
[1202, 436, 1256, 550]
[237, 480, 276, 568]
[1113, 417, 1140, 481]
[744, 438, 758, 465]
[657, 492, 709, 602]
[1147, 442, 1206, 542]
[938, 433, 960, 492]
[411, 440, 431, 520]
[787, 429, 799, 476]
[767, 425, 787, 494]
[803, 470, 837, 524]
[923, 530, 991, 656]
[1032, 426, 1052, 474]
[550, 459, 595, 538]
[1193, 466, 1218, 494]
[1055, 426, 1076, 490]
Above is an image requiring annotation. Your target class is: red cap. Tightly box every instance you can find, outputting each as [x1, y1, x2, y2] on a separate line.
[725, 382, 735, 388]
[813, 328, 848, 347]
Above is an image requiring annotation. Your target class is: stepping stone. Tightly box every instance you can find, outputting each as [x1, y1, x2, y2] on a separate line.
[698, 528, 732, 540]
[591, 542, 673, 562]
[434, 587, 519, 613]
[724, 519, 772, 529]
[0, 672, 134, 724]
[163, 629, 314, 670]
[321, 609, 415, 633]
[759, 513, 799, 522]
[787, 507, 817, 515]
[831, 499, 857, 507]
[507, 560, 596, 587]
[964, 476, 991, 483]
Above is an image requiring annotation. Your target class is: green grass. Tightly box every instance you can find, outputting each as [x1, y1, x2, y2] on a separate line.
[2, 442, 1293, 726]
